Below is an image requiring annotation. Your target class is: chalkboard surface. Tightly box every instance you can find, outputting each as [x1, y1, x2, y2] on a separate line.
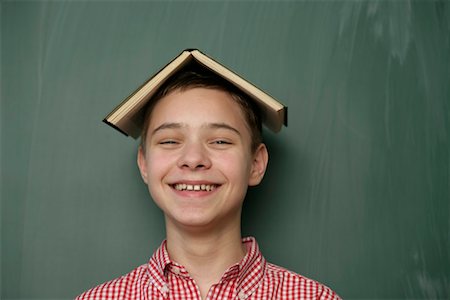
[2, 1, 449, 299]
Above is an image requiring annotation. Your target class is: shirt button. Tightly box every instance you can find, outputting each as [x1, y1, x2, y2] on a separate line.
[238, 290, 246, 299]
[161, 284, 169, 293]
[172, 267, 180, 275]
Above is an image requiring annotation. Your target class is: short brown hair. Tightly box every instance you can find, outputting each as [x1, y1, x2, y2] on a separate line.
[140, 63, 263, 153]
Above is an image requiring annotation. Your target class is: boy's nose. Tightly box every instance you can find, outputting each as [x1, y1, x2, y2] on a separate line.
[177, 142, 211, 170]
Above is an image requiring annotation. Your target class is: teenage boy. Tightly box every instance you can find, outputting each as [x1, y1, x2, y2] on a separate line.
[77, 51, 340, 300]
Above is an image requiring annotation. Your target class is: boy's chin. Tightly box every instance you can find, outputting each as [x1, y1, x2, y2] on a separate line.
[168, 214, 216, 229]
[165, 211, 238, 232]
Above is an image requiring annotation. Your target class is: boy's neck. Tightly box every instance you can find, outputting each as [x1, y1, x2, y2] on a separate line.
[165, 220, 246, 298]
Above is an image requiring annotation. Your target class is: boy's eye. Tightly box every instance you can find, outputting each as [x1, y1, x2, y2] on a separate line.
[210, 139, 233, 147]
[214, 140, 231, 144]
[157, 140, 180, 147]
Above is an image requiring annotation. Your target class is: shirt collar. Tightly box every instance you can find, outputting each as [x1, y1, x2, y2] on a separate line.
[146, 240, 172, 294]
[236, 237, 267, 296]
[146, 237, 266, 296]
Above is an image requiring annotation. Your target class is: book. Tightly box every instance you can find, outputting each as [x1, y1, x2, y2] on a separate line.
[103, 49, 288, 139]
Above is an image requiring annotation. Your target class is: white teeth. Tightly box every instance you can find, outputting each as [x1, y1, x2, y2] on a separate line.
[174, 183, 217, 191]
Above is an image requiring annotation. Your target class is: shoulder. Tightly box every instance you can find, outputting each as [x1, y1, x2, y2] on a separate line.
[262, 262, 342, 300]
[75, 264, 150, 300]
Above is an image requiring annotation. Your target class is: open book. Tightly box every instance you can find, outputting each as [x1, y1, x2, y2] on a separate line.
[103, 49, 288, 139]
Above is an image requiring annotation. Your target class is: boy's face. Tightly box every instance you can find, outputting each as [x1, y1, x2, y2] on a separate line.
[137, 87, 268, 231]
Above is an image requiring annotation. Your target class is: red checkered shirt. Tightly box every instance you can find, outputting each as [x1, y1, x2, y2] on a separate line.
[76, 237, 340, 300]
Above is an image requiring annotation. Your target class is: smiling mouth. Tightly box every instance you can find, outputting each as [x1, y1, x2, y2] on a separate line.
[172, 183, 219, 192]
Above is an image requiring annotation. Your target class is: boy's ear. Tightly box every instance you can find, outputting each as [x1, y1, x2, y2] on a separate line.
[248, 143, 269, 186]
[137, 146, 149, 184]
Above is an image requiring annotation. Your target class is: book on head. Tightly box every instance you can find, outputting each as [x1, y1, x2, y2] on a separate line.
[103, 49, 288, 139]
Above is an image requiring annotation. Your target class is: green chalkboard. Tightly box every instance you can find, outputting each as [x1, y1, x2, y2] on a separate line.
[2, 1, 449, 299]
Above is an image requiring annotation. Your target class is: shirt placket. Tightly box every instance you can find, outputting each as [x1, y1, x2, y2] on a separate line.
[167, 264, 202, 300]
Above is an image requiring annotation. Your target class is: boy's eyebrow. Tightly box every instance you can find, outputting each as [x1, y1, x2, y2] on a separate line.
[152, 122, 185, 135]
[151, 122, 241, 136]
[205, 123, 241, 136]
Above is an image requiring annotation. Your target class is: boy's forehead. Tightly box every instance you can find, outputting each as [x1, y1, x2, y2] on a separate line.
[103, 49, 287, 139]
[148, 87, 249, 129]
[153, 86, 237, 107]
